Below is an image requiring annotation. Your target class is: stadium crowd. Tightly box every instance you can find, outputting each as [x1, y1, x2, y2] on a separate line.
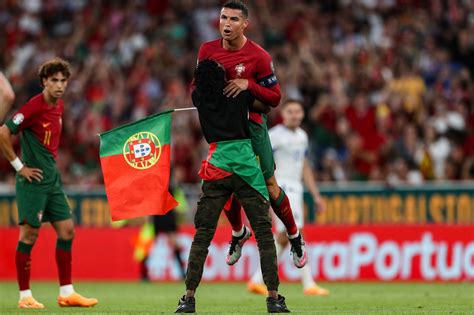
[0, 0, 473, 187]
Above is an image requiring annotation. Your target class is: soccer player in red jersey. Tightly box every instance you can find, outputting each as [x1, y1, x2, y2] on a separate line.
[0, 58, 98, 309]
[197, 0, 307, 268]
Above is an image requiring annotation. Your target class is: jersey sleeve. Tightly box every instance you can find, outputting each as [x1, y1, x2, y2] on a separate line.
[247, 51, 281, 107]
[5, 100, 39, 135]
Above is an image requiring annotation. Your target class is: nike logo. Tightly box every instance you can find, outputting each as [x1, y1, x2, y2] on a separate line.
[42, 122, 50, 128]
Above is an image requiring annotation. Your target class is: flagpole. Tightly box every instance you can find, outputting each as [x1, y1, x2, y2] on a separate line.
[173, 107, 197, 112]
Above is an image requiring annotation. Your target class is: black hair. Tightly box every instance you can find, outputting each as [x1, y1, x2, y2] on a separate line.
[194, 59, 226, 102]
[222, 0, 249, 18]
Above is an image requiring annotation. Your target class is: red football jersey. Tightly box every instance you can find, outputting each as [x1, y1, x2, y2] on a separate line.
[9, 93, 63, 159]
[197, 38, 281, 123]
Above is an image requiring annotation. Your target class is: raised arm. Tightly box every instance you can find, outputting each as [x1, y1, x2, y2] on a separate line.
[0, 72, 15, 123]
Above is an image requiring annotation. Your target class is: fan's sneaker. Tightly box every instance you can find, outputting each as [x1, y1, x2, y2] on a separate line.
[58, 292, 98, 307]
[304, 285, 330, 296]
[226, 226, 252, 265]
[247, 282, 268, 295]
[266, 294, 291, 313]
[18, 296, 44, 309]
[175, 295, 195, 313]
[289, 233, 307, 268]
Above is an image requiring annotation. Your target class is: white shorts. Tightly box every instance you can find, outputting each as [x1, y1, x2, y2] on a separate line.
[274, 180, 304, 233]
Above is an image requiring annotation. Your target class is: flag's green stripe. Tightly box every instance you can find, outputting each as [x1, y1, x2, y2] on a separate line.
[99, 111, 171, 157]
[100, 110, 173, 137]
[209, 139, 269, 200]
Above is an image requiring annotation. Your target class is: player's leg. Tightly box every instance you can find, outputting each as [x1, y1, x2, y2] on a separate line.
[153, 211, 186, 279]
[48, 191, 98, 307]
[249, 118, 299, 237]
[167, 232, 186, 279]
[283, 187, 329, 296]
[177, 177, 231, 313]
[250, 119, 306, 267]
[224, 196, 252, 265]
[266, 176, 299, 237]
[16, 189, 46, 309]
[279, 185, 307, 268]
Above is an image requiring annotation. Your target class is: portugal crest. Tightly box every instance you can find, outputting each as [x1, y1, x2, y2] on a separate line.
[235, 63, 246, 77]
[123, 131, 161, 170]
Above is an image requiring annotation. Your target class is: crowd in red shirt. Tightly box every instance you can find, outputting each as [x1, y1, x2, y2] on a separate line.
[0, 0, 472, 187]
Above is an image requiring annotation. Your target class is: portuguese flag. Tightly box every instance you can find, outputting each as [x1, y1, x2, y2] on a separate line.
[99, 110, 178, 221]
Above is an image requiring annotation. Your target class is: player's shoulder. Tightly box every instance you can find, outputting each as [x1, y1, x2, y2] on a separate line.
[247, 39, 268, 53]
[20, 93, 44, 110]
[199, 39, 221, 51]
[28, 93, 44, 105]
[198, 39, 222, 60]
[269, 124, 285, 136]
[296, 127, 309, 140]
[247, 39, 271, 58]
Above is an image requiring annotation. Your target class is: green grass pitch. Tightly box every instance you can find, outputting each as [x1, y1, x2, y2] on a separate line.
[0, 281, 473, 314]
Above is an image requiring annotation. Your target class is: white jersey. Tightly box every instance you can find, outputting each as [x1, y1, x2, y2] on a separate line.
[269, 124, 309, 231]
[269, 124, 308, 185]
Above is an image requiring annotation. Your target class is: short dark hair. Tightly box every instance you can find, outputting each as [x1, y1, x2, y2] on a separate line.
[194, 59, 226, 101]
[38, 57, 71, 87]
[281, 99, 303, 110]
[223, 1, 249, 18]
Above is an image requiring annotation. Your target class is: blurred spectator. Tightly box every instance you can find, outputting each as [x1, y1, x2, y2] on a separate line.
[0, 0, 472, 187]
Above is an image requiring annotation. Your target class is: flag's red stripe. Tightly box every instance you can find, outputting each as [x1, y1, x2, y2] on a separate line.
[100, 144, 178, 220]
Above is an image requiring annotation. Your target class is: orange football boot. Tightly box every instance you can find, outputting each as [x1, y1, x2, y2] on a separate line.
[18, 296, 44, 309]
[304, 285, 330, 296]
[247, 282, 268, 295]
[58, 292, 98, 307]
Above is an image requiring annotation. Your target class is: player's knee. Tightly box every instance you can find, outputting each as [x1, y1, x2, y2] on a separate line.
[59, 228, 75, 241]
[20, 229, 39, 244]
[66, 229, 75, 240]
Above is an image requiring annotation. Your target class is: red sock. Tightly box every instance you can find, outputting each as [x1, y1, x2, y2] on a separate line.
[56, 239, 72, 286]
[16, 242, 33, 291]
[223, 196, 243, 232]
[271, 188, 298, 236]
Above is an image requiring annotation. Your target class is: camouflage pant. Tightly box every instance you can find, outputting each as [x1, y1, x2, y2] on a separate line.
[185, 174, 279, 291]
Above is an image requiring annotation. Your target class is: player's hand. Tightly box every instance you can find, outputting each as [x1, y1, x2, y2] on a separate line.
[18, 166, 43, 183]
[224, 79, 249, 98]
[314, 195, 326, 212]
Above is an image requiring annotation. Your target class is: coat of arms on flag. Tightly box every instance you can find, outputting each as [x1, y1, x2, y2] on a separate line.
[99, 111, 178, 221]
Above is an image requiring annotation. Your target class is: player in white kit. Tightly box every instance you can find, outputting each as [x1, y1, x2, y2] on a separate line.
[248, 99, 329, 296]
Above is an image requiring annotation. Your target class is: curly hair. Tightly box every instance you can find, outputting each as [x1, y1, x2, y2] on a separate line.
[194, 59, 226, 102]
[38, 57, 71, 87]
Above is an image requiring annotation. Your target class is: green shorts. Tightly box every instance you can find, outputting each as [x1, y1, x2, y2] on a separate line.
[16, 187, 72, 228]
[249, 117, 275, 181]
